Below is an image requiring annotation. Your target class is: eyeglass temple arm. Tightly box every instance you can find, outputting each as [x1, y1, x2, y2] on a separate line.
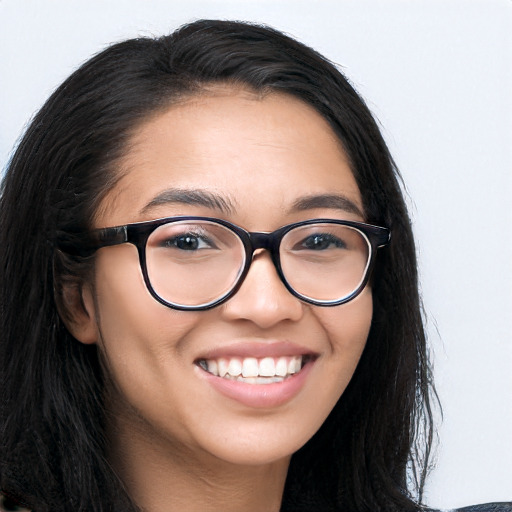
[57, 226, 129, 256]
[89, 226, 129, 249]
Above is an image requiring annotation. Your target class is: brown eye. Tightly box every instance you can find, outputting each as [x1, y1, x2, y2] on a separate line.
[300, 233, 347, 250]
[166, 234, 210, 251]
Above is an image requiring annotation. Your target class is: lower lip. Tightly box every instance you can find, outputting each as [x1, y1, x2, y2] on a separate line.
[198, 360, 315, 409]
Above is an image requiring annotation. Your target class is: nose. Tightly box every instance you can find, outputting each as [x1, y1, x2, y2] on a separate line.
[220, 250, 304, 328]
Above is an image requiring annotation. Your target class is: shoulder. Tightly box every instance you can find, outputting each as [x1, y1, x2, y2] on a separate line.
[435, 504, 512, 512]
[0, 494, 32, 512]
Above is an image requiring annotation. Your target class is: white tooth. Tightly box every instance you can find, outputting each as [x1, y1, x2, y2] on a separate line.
[242, 357, 259, 377]
[227, 358, 242, 377]
[218, 358, 229, 377]
[206, 359, 218, 376]
[259, 357, 276, 377]
[287, 356, 302, 374]
[275, 357, 288, 377]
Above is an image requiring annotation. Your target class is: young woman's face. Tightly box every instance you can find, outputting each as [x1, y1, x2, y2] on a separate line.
[76, 88, 373, 467]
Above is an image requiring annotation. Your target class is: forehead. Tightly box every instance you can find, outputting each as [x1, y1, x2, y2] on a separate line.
[96, 87, 363, 228]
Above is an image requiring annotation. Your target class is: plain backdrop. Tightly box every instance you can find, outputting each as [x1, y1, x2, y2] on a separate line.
[1, 0, 511, 508]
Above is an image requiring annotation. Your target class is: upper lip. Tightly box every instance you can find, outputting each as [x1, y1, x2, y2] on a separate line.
[196, 340, 318, 361]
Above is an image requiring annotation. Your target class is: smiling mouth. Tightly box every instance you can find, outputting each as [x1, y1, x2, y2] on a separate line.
[196, 355, 316, 384]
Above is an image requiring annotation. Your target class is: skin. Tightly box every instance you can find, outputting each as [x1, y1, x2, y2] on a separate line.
[67, 87, 373, 512]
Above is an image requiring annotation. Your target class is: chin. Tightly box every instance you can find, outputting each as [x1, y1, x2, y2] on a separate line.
[196, 420, 317, 467]
[209, 444, 295, 467]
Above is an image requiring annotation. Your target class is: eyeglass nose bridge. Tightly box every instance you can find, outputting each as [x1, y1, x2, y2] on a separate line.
[246, 230, 283, 261]
[239, 230, 292, 294]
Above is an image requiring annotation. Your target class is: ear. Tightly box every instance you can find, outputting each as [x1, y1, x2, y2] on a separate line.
[59, 282, 99, 345]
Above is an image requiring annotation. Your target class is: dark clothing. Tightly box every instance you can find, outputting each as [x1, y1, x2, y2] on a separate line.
[448, 505, 512, 512]
[1, 493, 511, 512]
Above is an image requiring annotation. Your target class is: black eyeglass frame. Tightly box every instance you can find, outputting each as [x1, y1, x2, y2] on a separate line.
[68, 216, 390, 311]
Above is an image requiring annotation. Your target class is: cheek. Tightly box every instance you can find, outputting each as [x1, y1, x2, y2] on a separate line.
[283, 288, 373, 446]
[91, 248, 211, 444]
[317, 287, 373, 354]
[94, 245, 197, 332]
[91, 246, 200, 385]
[313, 287, 373, 390]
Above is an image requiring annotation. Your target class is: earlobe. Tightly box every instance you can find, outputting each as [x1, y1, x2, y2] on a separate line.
[60, 282, 99, 345]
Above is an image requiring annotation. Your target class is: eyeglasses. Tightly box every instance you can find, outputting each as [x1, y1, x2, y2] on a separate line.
[74, 216, 390, 311]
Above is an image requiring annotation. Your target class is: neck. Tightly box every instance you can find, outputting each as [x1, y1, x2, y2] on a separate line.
[107, 411, 290, 512]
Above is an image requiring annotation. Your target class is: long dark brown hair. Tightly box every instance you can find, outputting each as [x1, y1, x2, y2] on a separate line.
[1, 20, 435, 511]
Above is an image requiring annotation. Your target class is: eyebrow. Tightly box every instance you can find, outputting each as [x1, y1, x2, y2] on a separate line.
[140, 188, 236, 216]
[141, 189, 363, 219]
[290, 194, 364, 217]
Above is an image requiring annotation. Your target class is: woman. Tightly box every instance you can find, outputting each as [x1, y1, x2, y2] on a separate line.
[0, 19, 509, 512]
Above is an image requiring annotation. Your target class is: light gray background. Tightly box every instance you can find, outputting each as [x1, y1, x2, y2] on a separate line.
[1, 0, 511, 508]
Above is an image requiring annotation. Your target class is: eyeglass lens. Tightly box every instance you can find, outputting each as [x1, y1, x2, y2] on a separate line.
[145, 220, 371, 308]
